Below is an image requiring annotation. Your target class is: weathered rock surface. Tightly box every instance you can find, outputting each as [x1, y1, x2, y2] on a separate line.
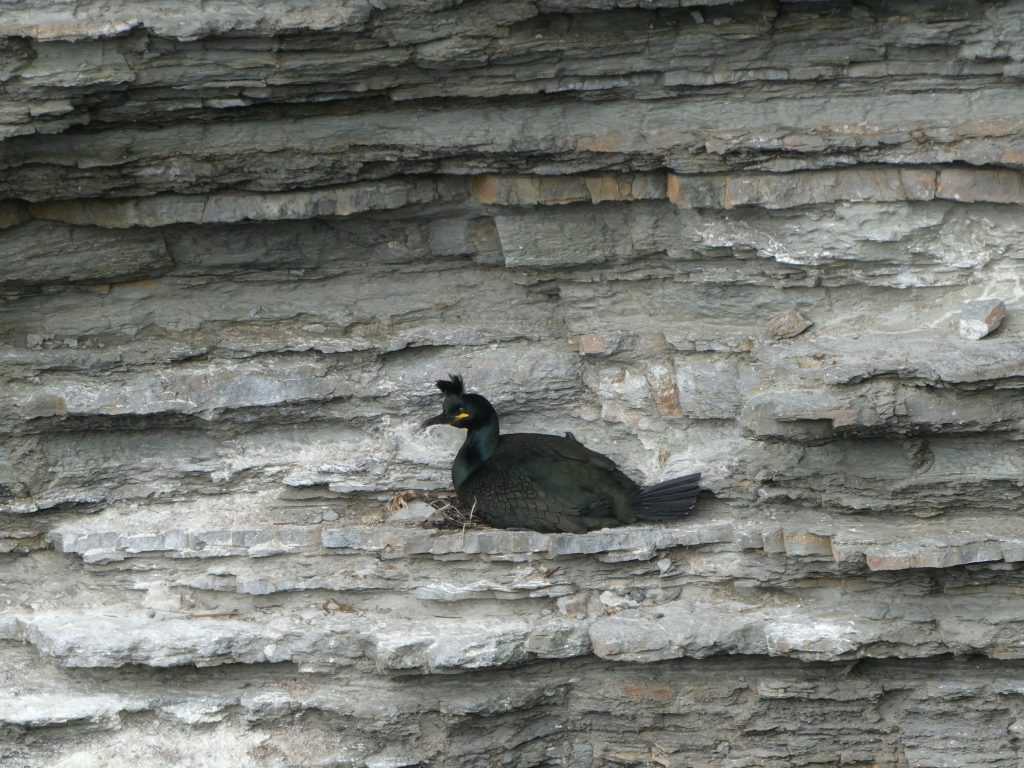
[3, 1, 1024, 766]
[960, 297, 1007, 340]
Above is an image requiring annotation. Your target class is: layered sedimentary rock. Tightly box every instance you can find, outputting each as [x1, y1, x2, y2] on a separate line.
[2, 1, 1023, 766]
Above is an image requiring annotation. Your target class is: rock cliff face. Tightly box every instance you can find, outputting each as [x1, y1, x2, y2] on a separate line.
[2, 1, 1024, 766]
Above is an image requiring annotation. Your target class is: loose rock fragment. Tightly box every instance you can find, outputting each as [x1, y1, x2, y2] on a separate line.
[959, 298, 1005, 340]
[766, 310, 813, 340]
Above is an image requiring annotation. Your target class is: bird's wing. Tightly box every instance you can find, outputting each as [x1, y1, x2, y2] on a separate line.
[489, 433, 638, 517]
[500, 432, 624, 473]
[459, 462, 612, 533]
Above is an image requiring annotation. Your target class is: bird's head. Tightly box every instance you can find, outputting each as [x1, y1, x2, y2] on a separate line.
[420, 374, 497, 431]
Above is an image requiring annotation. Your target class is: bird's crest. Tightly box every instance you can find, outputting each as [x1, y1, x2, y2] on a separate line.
[435, 374, 464, 396]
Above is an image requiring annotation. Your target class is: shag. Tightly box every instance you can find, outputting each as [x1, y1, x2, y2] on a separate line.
[421, 375, 701, 533]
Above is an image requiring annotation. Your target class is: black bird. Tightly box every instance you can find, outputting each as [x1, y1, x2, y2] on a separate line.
[421, 375, 701, 533]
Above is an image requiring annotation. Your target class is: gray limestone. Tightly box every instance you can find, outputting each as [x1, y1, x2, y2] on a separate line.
[960, 298, 1007, 340]
[2, 0, 1024, 766]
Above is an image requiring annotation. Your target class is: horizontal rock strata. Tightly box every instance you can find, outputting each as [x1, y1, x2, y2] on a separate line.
[2, 0, 1024, 766]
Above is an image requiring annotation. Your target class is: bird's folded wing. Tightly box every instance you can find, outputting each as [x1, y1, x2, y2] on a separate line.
[499, 432, 620, 472]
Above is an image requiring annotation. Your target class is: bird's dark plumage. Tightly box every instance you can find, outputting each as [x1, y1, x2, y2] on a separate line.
[421, 375, 701, 533]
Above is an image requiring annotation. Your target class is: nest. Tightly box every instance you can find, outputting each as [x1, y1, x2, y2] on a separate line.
[386, 489, 480, 529]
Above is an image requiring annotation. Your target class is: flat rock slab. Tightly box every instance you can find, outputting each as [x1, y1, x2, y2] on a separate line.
[10, 572, 1024, 671]
[46, 508, 1024, 573]
[8, 611, 590, 672]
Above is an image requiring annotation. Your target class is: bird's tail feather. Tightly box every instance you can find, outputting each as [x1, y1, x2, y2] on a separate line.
[634, 473, 701, 519]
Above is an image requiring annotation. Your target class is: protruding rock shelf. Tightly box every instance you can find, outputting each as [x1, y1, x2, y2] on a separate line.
[3, 0, 1024, 765]
[11, 515, 1024, 673]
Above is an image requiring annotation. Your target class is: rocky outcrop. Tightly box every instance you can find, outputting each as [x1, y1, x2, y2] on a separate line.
[2, 1, 1023, 766]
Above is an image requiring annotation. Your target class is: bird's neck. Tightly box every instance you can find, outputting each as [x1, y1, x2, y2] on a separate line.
[453, 415, 499, 489]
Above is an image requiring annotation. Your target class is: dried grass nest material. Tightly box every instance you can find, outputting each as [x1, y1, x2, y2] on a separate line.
[386, 489, 481, 529]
